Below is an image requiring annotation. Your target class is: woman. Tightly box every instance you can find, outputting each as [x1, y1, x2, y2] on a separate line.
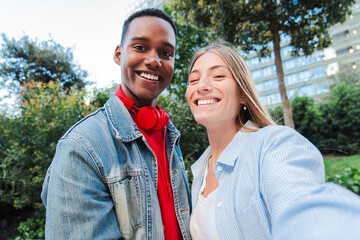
[187, 43, 360, 240]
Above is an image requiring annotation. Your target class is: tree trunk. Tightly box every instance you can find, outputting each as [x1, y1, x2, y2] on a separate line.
[271, 22, 295, 128]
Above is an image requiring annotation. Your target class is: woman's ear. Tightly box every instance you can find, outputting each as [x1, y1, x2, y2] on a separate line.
[239, 94, 246, 105]
[114, 45, 121, 65]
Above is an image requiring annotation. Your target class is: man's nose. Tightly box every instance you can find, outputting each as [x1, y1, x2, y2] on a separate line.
[145, 50, 161, 69]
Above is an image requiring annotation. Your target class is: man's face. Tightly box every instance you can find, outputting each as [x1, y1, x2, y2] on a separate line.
[114, 16, 176, 107]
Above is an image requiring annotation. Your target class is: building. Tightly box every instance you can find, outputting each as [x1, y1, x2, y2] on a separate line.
[125, 0, 168, 18]
[245, 1, 360, 105]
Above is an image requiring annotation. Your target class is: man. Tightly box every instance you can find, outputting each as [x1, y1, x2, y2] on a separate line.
[41, 8, 191, 239]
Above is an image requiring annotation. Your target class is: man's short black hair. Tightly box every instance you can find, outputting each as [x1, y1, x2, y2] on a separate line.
[121, 8, 177, 45]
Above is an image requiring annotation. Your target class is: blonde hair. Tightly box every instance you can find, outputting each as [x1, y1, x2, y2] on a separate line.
[188, 43, 275, 130]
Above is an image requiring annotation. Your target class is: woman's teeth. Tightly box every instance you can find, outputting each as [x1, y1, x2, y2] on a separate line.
[197, 99, 218, 106]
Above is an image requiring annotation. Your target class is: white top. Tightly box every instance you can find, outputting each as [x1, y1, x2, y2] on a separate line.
[190, 163, 220, 240]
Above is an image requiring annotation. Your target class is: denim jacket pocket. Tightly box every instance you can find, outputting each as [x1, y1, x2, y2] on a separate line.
[109, 170, 145, 239]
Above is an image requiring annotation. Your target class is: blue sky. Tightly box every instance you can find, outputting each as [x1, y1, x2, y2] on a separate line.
[0, 0, 134, 93]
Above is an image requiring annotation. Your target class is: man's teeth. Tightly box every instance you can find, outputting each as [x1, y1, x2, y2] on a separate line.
[197, 99, 218, 106]
[140, 72, 159, 81]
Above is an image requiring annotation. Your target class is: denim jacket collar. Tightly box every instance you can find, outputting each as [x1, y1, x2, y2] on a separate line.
[104, 96, 180, 143]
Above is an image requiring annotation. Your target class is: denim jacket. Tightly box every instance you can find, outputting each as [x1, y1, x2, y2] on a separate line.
[41, 96, 192, 240]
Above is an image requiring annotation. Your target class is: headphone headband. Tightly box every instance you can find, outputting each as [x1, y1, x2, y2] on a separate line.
[115, 86, 169, 131]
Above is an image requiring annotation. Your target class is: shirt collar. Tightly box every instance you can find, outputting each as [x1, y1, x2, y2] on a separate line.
[191, 121, 256, 173]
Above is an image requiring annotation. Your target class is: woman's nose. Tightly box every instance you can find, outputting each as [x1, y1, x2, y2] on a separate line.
[197, 77, 212, 93]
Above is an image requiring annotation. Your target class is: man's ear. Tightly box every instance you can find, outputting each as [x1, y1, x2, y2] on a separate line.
[114, 45, 121, 65]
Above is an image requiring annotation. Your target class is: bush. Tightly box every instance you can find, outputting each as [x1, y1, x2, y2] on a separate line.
[267, 82, 360, 155]
[13, 217, 45, 240]
[326, 167, 360, 195]
[318, 82, 360, 154]
[268, 104, 284, 125]
[0, 81, 96, 209]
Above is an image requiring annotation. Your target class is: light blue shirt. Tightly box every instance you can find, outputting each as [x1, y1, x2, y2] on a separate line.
[191, 125, 360, 240]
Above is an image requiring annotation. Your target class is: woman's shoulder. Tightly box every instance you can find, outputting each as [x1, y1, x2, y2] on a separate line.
[244, 124, 316, 150]
[255, 124, 320, 156]
[256, 124, 300, 139]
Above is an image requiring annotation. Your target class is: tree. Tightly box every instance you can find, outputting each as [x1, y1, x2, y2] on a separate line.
[0, 81, 96, 209]
[0, 33, 89, 91]
[170, 0, 355, 128]
[163, 6, 213, 102]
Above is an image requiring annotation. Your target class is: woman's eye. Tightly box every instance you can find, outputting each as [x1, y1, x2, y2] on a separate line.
[214, 75, 225, 79]
[189, 79, 199, 84]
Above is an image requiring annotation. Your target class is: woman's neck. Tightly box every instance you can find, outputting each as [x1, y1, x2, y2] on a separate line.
[206, 124, 239, 162]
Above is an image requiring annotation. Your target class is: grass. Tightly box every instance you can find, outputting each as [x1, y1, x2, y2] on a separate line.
[324, 154, 360, 178]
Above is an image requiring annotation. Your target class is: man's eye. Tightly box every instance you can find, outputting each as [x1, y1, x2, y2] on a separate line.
[162, 51, 173, 58]
[133, 45, 145, 51]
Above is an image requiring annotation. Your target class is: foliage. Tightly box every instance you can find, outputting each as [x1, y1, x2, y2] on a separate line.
[12, 217, 45, 240]
[163, 6, 213, 102]
[267, 81, 360, 155]
[324, 154, 360, 177]
[268, 105, 285, 125]
[169, 0, 355, 127]
[318, 82, 360, 154]
[90, 88, 111, 107]
[326, 167, 360, 195]
[169, 0, 354, 56]
[0, 33, 89, 91]
[268, 96, 324, 145]
[325, 155, 360, 195]
[0, 81, 96, 209]
[290, 96, 324, 147]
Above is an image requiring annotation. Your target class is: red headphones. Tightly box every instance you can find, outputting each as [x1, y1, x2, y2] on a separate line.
[115, 86, 169, 131]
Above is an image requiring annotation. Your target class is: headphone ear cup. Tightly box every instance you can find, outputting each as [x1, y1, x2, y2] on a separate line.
[153, 109, 169, 131]
[137, 107, 160, 130]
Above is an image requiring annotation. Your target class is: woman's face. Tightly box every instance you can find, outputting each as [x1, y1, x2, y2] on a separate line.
[186, 52, 242, 128]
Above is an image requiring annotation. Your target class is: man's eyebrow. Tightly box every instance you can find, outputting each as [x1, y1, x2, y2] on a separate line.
[131, 37, 175, 50]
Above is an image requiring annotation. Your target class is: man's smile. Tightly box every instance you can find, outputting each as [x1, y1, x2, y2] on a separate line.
[136, 71, 160, 81]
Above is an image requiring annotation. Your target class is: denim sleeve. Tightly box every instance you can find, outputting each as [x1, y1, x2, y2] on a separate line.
[260, 126, 360, 239]
[41, 137, 121, 239]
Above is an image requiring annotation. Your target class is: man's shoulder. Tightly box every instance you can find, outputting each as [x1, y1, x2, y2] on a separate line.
[61, 106, 110, 141]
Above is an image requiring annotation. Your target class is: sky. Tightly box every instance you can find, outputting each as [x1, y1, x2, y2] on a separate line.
[0, 0, 135, 93]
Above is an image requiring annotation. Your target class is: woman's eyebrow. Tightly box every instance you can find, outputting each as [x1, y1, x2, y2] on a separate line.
[190, 65, 228, 74]
[209, 65, 228, 71]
